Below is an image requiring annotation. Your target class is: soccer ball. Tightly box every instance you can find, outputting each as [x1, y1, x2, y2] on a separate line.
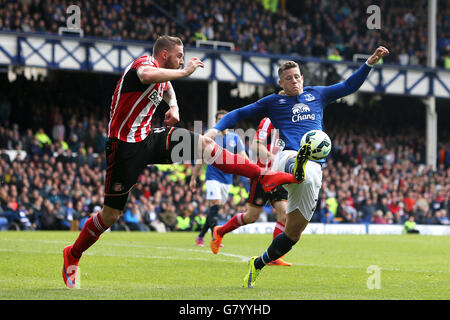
[300, 130, 332, 160]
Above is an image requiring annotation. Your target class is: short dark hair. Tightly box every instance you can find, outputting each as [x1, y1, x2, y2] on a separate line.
[278, 61, 300, 78]
[215, 109, 228, 120]
[153, 35, 183, 56]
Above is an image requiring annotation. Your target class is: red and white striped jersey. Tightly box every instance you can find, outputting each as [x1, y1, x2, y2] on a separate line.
[253, 117, 282, 170]
[108, 55, 168, 143]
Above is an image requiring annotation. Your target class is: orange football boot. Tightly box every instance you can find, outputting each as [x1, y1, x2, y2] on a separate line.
[210, 226, 223, 255]
[268, 256, 292, 266]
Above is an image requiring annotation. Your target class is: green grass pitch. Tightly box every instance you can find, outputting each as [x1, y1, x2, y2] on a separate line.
[0, 231, 449, 300]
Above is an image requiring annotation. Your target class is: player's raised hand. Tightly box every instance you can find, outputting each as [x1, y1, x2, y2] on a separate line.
[183, 57, 204, 76]
[367, 46, 390, 65]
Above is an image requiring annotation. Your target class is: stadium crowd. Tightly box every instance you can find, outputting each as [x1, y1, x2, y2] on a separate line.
[0, 0, 449, 68]
[0, 73, 449, 232]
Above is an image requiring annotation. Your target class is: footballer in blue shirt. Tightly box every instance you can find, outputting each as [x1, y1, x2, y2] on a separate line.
[191, 110, 248, 247]
[205, 46, 389, 288]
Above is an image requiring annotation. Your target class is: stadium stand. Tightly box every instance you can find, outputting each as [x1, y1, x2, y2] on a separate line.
[0, 0, 448, 232]
[0, 0, 449, 68]
[0, 71, 448, 231]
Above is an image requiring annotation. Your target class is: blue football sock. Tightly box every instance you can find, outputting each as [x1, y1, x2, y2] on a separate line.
[254, 232, 297, 270]
[285, 157, 296, 174]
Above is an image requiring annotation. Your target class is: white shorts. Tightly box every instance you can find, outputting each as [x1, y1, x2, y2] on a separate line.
[205, 180, 231, 205]
[273, 150, 323, 221]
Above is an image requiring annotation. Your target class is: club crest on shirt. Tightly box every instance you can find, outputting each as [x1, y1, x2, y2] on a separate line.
[112, 182, 124, 192]
[304, 93, 315, 101]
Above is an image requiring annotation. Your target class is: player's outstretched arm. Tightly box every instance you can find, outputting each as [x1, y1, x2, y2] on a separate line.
[137, 57, 204, 84]
[320, 46, 389, 104]
[205, 102, 267, 140]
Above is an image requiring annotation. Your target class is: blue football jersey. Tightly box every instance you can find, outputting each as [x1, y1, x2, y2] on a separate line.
[254, 88, 326, 152]
[214, 63, 372, 162]
[205, 131, 246, 184]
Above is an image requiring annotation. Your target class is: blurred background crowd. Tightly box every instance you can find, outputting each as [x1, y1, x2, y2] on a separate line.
[0, 72, 449, 232]
[0, 0, 449, 68]
[0, 0, 449, 232]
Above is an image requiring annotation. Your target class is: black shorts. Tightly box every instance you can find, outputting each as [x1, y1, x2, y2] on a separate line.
[104, 126, 200, 210]
[247, 178, 288, 207]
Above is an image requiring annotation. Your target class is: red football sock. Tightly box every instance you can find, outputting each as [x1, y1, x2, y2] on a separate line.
[218, 212, 246, 237]
[209, 145, 262, 180]
[273, 221, 285, 239]
[71, 211, 108, 258]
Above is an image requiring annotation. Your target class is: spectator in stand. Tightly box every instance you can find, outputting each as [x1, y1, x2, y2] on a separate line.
[319, 203, 335, 224]
[123, 203, 148, 231]
[361, 198, 376, 223]
[436, 210, 450, 225]
[40, 198, 58, 230]
[0, 78, 449, 231]
[387, 195, 403, 222]
[159, 203, 178, 231]
[53, 201, 69, 230]
[372, 210, 388, 224]
[376, 197, 391, 216]
[403, 191, 416, 216]
[141, 201, 166, 232]
[385, 211, 394, 224]
[0, 0, 448, 68]
[175, 205, 194, 232]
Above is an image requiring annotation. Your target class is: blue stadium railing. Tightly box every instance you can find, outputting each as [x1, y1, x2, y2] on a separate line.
[0, 31, 449, 98]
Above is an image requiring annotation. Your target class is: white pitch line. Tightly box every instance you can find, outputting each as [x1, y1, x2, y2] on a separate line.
[0, 247, 243, 263]
[1, 238, 249, 262]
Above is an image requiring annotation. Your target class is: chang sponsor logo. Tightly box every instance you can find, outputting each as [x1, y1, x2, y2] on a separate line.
[291, 103, 315, 122]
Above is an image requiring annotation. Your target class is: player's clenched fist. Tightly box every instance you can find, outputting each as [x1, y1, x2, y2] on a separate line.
[367, 46, 390, 66]
[164, 106, 180, 125]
